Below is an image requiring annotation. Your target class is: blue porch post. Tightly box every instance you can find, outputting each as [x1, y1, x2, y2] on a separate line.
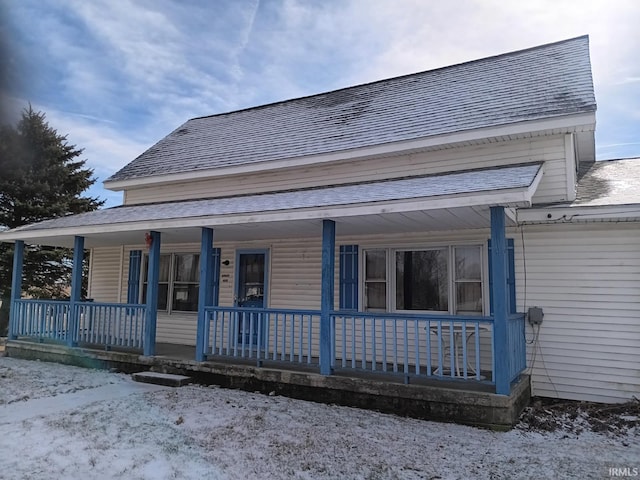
[8, 240, 24, 340]
[320, 219, 335, 375]
[491, 206, 510, 395]
[144, 231, 161, 356]
[196, 227, 214, 362]
[67, 236, 84, 347]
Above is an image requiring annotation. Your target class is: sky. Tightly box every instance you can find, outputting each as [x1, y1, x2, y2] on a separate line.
[1, 0, 639, 208]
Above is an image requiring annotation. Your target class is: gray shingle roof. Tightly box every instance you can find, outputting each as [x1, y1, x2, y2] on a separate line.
[107, 36, 595, 183]
[575, 158, 640, 206]
[13, 163, 542, 233]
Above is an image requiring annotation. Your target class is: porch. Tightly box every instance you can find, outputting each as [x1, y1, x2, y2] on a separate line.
[9, 301, 526, 389]
[5, 338, 530, 429]
[6, 209, 526, 392]
[1, 164, 542, 424]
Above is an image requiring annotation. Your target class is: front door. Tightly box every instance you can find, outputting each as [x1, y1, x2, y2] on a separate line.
[235, 250, 268, 344]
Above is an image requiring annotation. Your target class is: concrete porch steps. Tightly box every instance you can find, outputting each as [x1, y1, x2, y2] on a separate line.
[132, 371, 191, 387]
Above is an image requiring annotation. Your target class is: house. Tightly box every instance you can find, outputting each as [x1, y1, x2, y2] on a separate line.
[2, 35, 639, 425]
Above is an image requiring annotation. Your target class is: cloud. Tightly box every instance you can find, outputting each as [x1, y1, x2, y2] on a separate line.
[235, 0, 260, 62]
[44, 109, 151, 173]
[3, 0, 639, 208]
[340, 0, 640, 88]
[42, 104, 153, 205]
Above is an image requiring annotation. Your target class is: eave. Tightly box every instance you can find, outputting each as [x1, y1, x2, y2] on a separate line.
[0, 163, 543, 248]
[104, 113, 594, 192]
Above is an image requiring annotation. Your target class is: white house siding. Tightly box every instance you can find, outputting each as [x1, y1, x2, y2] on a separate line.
[514, 222, 640, 403]
[269, 239, 322, 310]
[91, 231, 495, 365]
[152, 240, 325, 347]
[123, 135, 569, 206]
[87, 222, 639, 403]
[87, 246, 123, 303]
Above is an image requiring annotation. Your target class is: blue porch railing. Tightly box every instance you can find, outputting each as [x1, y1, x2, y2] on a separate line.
[11, 299, 146, 349]
[75, 302, 146, 349]
[203, 306, 321, 365]
[507, 313, 526, 383]
[203, 306, 502, 383]
[331, 312, 494, 382]
[11, 299, 71, 342]
[11, 300, 525, 390]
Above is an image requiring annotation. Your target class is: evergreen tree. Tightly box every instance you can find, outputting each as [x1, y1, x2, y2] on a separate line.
[0, 106, 104, 334]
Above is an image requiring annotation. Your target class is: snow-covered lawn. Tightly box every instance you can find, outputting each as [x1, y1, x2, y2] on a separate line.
[0, 357, 637, 479]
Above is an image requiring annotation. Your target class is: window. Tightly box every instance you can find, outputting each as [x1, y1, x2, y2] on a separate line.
[395, 249, 448, 311]
[142, 253, 200, 312]
[172, 254, 200, 311]
[453, 246, 482, 314]
[362, 245, 484, 315]
[364, 249, 387, 311]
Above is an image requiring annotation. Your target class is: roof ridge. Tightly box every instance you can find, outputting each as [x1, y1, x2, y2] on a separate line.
[107, 35, 595, 184]
[189, 35, 590, 122]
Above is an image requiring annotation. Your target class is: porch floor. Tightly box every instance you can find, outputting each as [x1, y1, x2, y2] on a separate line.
[6, 339, 529, 429]
[153, 342, 496, 393]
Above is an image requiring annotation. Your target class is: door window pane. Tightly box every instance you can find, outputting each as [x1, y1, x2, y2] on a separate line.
[395, 250, 448, 311]
[238, 254, 265, 305]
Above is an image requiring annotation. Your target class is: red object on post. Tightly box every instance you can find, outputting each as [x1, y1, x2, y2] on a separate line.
[145, 232, 153, 249]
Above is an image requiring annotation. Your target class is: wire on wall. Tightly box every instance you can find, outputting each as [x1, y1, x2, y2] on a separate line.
[519, 221, 560, 399]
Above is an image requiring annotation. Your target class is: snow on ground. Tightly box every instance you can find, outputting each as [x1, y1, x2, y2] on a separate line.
[0, 357, 129, 404]
[0, 357, 638, 480]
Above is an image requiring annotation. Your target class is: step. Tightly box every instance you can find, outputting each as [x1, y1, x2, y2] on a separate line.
[132, 371, 191, 387]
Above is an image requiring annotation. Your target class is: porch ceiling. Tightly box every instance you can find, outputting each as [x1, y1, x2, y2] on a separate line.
[0, 163, 539, 248]
[1, 205, 517, 248]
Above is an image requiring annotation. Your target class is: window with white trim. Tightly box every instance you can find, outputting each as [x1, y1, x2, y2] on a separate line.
[395, 248, 449, 312]
[142, 253, 200, 312]
[363, 245, 484, 315]
[364, 249, 387, 311]
[453, 246, 483, 314]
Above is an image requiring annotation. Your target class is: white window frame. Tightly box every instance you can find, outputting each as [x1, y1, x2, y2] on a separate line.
[362, 248, 389, 312]
[360, 243, 487, 316]
[141, 252, 200, 314]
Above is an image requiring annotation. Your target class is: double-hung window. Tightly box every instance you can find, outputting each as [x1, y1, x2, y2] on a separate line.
[142, 253, 200, 312]
[363, 245, 484, 315]
[453, 246, 483, 314]
[364, 249, 387, 311]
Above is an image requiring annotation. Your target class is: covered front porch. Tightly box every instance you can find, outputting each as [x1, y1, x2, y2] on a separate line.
[7, 208, 524, 397]
[2, 164, 540, 412]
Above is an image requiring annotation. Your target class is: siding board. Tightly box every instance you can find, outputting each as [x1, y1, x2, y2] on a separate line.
[124, 136, 568, 206]
[88, 247, 122, 303]
[515, 223, 640, 402]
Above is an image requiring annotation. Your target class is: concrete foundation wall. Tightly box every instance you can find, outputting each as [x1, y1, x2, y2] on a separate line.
[6, 340, 530, 430]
